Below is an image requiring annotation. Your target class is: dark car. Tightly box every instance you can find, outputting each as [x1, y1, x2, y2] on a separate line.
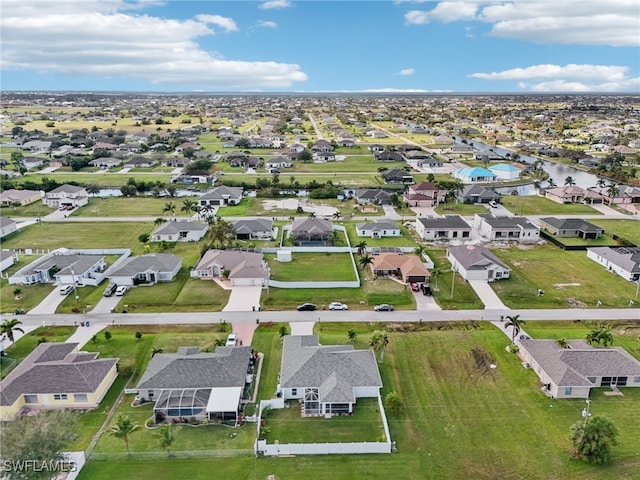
[103, 283, 117, 297]
[410, 282, 419, 292]
[297, 303, 317, 311]
[374, 304, 394, 312]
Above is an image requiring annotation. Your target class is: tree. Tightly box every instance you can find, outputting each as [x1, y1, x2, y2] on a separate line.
[0, 410, 78, 480]
[605, 182, 619, 206]
[298, 149, 313, 162]
[347, 329, 357, 343]
[556, 338, 569, 348]
[13, 288, 22, 299]
[308, 211, 316, 218]
[414, 245, 426, 258]
[547, 177, 557, 187]
[135, 331, 142, 341]
[86, 184, 100, 196]
[181, 199, 198, 217]
[138, 233, 150, 244]
[154, 217, 167, 226]
[332, 210, 342, 220]
[586, 323, 614, 346]
[564, 176, 576, 186]
[1, 318, 25, 344]
[279, 324, 289, 337]
[504, 314, 526, 344]
[208, 219, 235, 249]
[358, 254, 374, 269]
[151, 347, 164, 357]
[570, 416, 618, 464]
[596, 178, 606, 189]
[110, 415, 139, 456]
[370, 330, 389, 363]
[157, 425, 175, 457]
[10, 151, 25, 174]
[355, 241, 367, 256]
[384, 391, 403, 414]
[163, 201, 176, 217]
[430, 267, 442, 291]
[104, 331, 112, 342]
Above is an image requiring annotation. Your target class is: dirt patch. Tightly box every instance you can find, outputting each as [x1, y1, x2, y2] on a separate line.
[554, 283, 581, 288]
[471, 347, 495, 373]
[566, 297, 587, 308]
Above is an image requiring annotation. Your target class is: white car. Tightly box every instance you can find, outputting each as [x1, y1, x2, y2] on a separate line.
[226, 333, 238, 347]
[328, 302, 348, 311]
[115, 286, 128, 296]
[59, 285, 74, 295]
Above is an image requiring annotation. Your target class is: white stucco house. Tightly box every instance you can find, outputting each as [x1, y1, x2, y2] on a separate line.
[107, 253, 182, 286]
[446, 244, 511, 282]
[488, 163, 521, 180]
[192, 250, 268, 287]
[473, 214, 540, 243]
[356, 220, 401, 238]
[9, 250, 106, 286]
[415, 216, 472, 241]
[151, 221, 208, 242]
[586, 247, 640, 282]
[42, 185, 89, 208]
[0, 217, 17, 239]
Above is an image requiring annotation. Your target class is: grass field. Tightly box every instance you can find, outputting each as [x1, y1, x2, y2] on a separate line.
[78, 323, 640, 480]
[73, 197, 200, 217]
[265, 253, 357, 282]
[56, 281, 108, 314]
[15, 172, 173, 187]
[540, 230, 617, 247]
[434, 202, 491, 215]
[590, 219, 640, 245]
[0, 202, 54, 217]
[427, 249, 484, 310]
[491, 244, 640, 309]
[501, 195, 601, 215]
[0, 274, 55, 314]
[343, 223, 419, 248]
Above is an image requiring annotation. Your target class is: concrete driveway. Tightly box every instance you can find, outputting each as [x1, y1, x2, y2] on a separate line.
[224, 285, 263, 347]
[468, 280, 508, 310]
[413, 290, 442, 311]
[90, 295, 121, 314]
[26, 286, 65, 315]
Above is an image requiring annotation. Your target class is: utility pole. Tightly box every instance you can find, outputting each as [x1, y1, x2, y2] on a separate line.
[450, 267, 456, 300]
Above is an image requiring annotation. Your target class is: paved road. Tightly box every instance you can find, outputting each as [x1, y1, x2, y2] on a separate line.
[307, 113, 324, 140]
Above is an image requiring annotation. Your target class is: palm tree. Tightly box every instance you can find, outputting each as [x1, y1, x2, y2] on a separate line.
[199, 203, 214, 222]
[1, 318, 25, 344]
[556, 338, 569, 349]
[430, 267, 442, 291]
[109, 415, 139, 456]
[355, 241, 367, 256]
[214, 337, 225, 347]
[347, 329, 357, 343]
[153, 217, 167, 226]
[157, 425, 175, 457]
[504, 314, 526, 344]
[13, 288, 22, 299]
[596, 178, 606, 189]
[181, 199, 198, 218]
[370, 330, 389, 363]
[605, 182, 619, 206]
[564, 176, 576, 186]
[308, 211, 316, 218]
[162, 201, 176, 217]
[358, 255, 374, 269]
[414, 245, 426, 258]
[151, 347, 164, 358]
[547, 177, 557, 188]
[86, 184, 100, 196]
[332, 210, 342, 221]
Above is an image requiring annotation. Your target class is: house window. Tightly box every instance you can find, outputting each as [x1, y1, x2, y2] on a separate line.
[74, 393, 88, 402]
[634, 376, 640, 383]
[53, 394, 68, 401]
[587, 377, 596, 384]
[291, 388, 297, 396]
[24, 394, 38, 404]
[564, 387, 573, 396]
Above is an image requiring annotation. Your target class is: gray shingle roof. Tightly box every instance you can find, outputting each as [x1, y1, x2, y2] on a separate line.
[447, 244, 510, 270]
[540, 217, 603, 232]
[0, 217, 17, 228]
[356, 220, 399, 231]
[588, 247, 640, 274]
[477, 214, 537, 230]
[0, 343, 118, 406]
[232, 218, 273, 234]
[136, 346, 251, 390]
[20, 253, 104, 277]
[417, 215, 471, 230]
[280, 335, 382, 404]
[109, 253, 181, 277]
[291, 217, 333, 235]
[153, 221, 207, 236]
[200, 186, 243, 201]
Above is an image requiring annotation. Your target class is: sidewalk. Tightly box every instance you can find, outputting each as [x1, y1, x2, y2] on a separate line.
[65, 322, 108, 349]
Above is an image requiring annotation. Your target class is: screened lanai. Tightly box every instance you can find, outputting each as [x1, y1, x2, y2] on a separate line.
[153, 388, 211, 419]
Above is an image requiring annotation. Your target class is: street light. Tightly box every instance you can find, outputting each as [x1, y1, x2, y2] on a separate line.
[450, 266, 456, 300]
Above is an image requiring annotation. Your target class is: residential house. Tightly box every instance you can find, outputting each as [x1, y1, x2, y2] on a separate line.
[152, 221, 207, 242]
[88, 157, 121, 169]
[449, 144, 476, 154]
[42, 185, 89, 208]
[404, 181, 445, 207]
[519, 339, 640, 399]
[21, 141, 52, 153]
[432, 135, 454, 145]
[354, 189, 392, 205]
[0, 217, 17, 239]
[375, 151, 403, 162]
[0, 189, 40, 206]
[135, 346, 253, 424]
[9, 250, 106, 286]
[171, 171, 214, 185]
[454, 167, 497, 183]
[539, 218, 604, 239]
[587, 247, 640, 282]
[290, 218, 333, 246]
[161, 157, 191, 168]
[0, 343, 118, 421]
[279, 335, 382, 416]
[446, 244, 511, 282]
[22, 157, 45, 171]
[415, 216, 472, 241]
[474, 214, 540, 243]
[315, 152, 336, 162]
[311, 140, 333, 152]
[459, 185, 502, 204]
[0, 250, 18, 273]
[382, 168, 413, 184]
[192, 250, 268, 287]
[488, 163, 520, 180]
[265, 157, 292, 170]
[545, 186, 604, 205]
[356, 220, 400, 238]
[474, 149, 504, 162]
[370, 253, 430, 283]
[368, 144, 385, 153]
[107, 253, 182, 286]
[232, 218, 274, 240]
[123, 157, 155, 168]
[199, 186, 243, 207]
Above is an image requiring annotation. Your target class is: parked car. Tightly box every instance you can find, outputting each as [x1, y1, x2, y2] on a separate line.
[374, 304, 394, 312]
[488, 200, 498, 208]
[410, 282, 420, 292]
[225, 333, 238, 347]
[328, 302, 348, 311]
[519, 334, 531, 340]
[297, 303, 317, 311]
[59, 285, 73, 295]
[115, 286, 128, 296]
[103, 283, 117, 297]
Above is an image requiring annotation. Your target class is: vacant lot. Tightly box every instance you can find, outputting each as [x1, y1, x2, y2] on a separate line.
[435, 202, 489, 215]
[590, 219, 640, 245]
[491, 244, 640, 309]
[73, 197, 200, 217]
[15, 172, 173, 188]
[266, 253, 356, 282]
[501, 195, 600, 215]
[0, 202, 54, 217]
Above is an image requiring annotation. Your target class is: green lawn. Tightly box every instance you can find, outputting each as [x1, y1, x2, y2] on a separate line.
[265, 253, 357, 282]
[73, 197, 200, 217]
[428, 249, 484, 310]
[435, 202, 492, 215]
[263, 397, 386, 443]
[491, 244, 640, 309]
[590, 219, 640, 245]
[15, 172, 173, 187]
[250, 323, 288, 406]
[0, 202, 54, 217]
[501, 195, 601, 215]
[343, 222, 419, 248]
[56, 282, 107, 314]
[0, 277, 55, 314]
[540, 230, 617, 247]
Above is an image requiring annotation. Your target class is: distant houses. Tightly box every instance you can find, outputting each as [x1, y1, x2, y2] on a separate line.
[454, 167, 497, 183]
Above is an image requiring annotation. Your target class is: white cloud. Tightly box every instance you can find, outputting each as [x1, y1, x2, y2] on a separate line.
[398, 68, 416, 76]
[403, 0, 639, 46]
[257, 20, 278, 28]
[470, 63, 640, 92]
[195, 14, 238, 33]
[0, 0, 307, 89]
[259, 0, 292, 10]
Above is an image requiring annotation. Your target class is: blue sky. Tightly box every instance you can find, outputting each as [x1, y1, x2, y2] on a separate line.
[1, 0, 638, 93]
